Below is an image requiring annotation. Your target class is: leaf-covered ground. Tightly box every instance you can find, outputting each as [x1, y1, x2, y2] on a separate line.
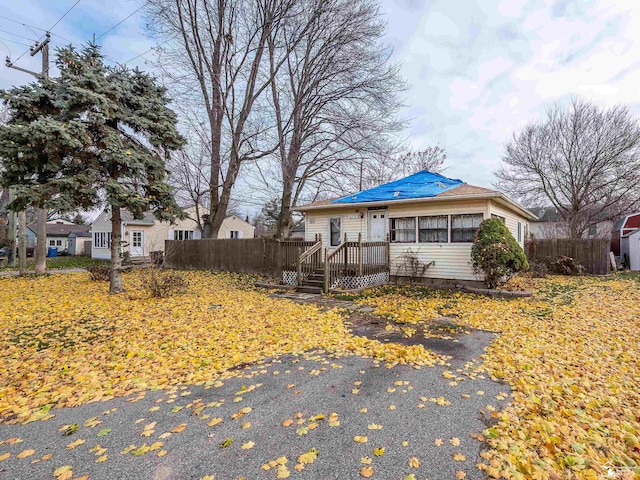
[1, 271, 638, 479]
[359, 275, 640, 479]
[0, 271, 440, 425]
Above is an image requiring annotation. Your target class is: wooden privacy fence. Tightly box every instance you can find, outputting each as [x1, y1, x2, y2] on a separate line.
[525, 238, 611, 275]
[164, 238, 315, 275]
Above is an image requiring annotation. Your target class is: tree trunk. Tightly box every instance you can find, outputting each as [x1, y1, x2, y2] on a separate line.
[109, 206, 124, 294]
[17, 211, 26, 276]
[277, 178, 294, 239]
[35, 208, 47, 274]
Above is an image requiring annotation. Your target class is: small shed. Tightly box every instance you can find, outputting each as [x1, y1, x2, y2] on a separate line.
[620, 229, 640, 270]
[611, 212, 640, 256]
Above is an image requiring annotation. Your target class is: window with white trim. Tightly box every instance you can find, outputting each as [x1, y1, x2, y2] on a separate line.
[517, 222, 522, 242]
[93, 232, 112, 248]
[451, 214, 483, 242]
[49, 240, 56, 246]
[229, 230, 240, 239]
[418, 215, 448, 243]
[491, 214, 505, 223]
[390, 217, 416, 243]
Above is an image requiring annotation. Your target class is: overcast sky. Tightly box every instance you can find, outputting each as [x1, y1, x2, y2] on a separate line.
[1, 0, 639, 210]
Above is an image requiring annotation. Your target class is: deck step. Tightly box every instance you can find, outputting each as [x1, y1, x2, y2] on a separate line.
[302, 279, 324, 287]
[296, 285, 323, 294]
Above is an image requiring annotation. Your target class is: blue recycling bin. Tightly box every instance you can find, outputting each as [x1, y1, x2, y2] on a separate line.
[47, 246, 58, 258]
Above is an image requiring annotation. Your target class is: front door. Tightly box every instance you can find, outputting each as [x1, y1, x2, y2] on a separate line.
[368, 210, 387, 241]
[130, 230, 144, 256]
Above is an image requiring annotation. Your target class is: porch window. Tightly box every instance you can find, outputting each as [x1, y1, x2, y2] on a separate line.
[451, 214, 483, 242]
[390, 217, 416, 243]
[418, 215, 448, 243]
[329, 217, 341, 246]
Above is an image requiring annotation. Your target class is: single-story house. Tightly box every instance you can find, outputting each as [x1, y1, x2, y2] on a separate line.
[91, 207, 255, 259]
[26, 221, 91, 254]
[295, 170, 536, 283]
[611, 212, 640, 257]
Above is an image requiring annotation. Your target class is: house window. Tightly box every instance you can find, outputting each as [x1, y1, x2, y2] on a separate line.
[588, 224, 597, 237]
[229, 231, 240, 239]
[418, 215, 448, 243]
[175, 230, 195, 240]
[491, 214, 505, 223]
[329, 218, 341, 246]
[49, 240, 56, 246]
[93, 232, 111, 248]
[132, 231, 143, 248]
[451, 214, 483, 242]
[390, 217, 416, 243]
[517, 222, 522, 242]
[56, 240, 62, 246]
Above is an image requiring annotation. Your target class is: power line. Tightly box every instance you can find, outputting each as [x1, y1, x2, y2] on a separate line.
[48, 0, 83, 33]
[0, 29, 37, 42]
[12, 1, 82, 65]
[0, 15, 48, 32]
[95, 4, 146, 41]
[123, 35, 177, 65]
[0, 37, 32, 48]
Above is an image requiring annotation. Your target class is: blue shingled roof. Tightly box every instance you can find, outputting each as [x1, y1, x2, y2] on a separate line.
[332, 170, 464, 204]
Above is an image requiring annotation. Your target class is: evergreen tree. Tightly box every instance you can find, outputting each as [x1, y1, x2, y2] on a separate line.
[0, 44, 185, 292]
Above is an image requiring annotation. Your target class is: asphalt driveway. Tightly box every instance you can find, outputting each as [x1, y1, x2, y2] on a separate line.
[0, 335, 510, 480]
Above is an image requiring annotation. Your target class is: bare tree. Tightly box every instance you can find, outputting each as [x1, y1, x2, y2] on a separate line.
[146, 0, 314, 238]
[265, 0, 405, 238]
[167, 142, 211, 232]
[496, 97, 640, 238]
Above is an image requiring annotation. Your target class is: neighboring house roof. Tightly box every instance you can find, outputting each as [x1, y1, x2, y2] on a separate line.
[296, 171, 537, 220]
[332, 170, 463, 204]
[27, 222, 91, 237]
[527, 207, 564, 223]
[120, 210, 156, 225]
[613, 212, 640, 232]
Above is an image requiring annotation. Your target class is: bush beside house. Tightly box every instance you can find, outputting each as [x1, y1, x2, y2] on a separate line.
[471, 218, 529, 288]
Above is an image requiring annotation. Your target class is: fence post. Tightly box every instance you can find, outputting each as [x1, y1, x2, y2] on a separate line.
[323, 248, 329, 293]
[385, 233, 390, 273]
[358, 232, 363, 276]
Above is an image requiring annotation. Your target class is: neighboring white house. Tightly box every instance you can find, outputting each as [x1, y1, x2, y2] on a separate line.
[296, 171, 536, 282]
[528, 207, 613, 239]
[215, 215, 256, 239]
[27, 220, 91, 254]
[91, 207, 255, 259]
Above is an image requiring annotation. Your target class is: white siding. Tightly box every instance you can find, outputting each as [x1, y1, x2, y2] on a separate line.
[91, 210, 113, 259]
[488, 201, 529, 248]
[304, 209, 366, 248]
[387, 200, 488, 281]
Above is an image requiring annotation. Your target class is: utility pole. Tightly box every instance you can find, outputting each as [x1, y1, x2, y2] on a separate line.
[5, 32, 50, 275]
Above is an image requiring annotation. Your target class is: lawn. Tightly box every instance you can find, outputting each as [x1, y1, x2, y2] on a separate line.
[0, 270, 437, 424]
[0, 271, 638, 479]
[0, 256, 108, 271]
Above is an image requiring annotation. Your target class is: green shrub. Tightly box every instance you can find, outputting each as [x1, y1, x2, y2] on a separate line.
[471, 218, 529, 288]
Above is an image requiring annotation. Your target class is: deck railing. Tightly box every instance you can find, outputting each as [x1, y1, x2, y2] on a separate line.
[323, 233, 390, 292]
[281, 239, 316, 271]
[297, 238, 323, 286]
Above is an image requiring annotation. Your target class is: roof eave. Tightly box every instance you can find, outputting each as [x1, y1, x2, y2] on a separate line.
[296, 193, 538, 221]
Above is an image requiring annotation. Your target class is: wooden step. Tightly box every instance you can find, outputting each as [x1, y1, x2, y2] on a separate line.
[296, 285, 323, 294]
[302, 279, 324, 287]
